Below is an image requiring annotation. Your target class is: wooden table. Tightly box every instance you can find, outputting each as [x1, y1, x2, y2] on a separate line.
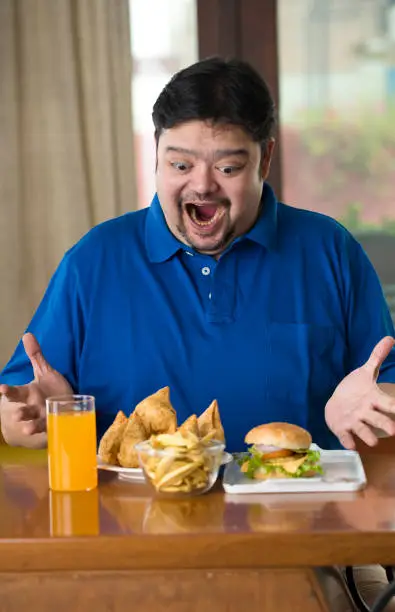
[1, 443, 395, 612]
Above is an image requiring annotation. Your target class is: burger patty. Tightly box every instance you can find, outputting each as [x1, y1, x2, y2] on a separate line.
[260, 448, 295, 460]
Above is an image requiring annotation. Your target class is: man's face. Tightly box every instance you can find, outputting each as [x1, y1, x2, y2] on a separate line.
[155, 120, 274, 257]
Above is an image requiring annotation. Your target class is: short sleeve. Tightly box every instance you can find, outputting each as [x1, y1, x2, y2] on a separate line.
[0, 251, 85, 390]
[343, 234, 395, 382]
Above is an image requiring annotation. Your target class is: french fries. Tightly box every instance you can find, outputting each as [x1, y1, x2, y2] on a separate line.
[139, 431, 223, 494]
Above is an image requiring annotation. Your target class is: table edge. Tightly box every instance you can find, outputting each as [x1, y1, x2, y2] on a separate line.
[1, 532, 395, 571]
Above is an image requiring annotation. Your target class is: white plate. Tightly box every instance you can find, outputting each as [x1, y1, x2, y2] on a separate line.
[97, 457, 145, 482]
[98, 451, 233, 483]
[222, 445, 367, 494]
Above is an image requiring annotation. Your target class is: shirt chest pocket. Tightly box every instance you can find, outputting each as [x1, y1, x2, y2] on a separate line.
[264, 323, 342, 403]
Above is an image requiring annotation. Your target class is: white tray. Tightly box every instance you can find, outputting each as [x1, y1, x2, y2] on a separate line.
[222, 445, 367, 494]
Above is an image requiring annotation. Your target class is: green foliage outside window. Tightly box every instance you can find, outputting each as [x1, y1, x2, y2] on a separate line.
[296, 106, 395, 234]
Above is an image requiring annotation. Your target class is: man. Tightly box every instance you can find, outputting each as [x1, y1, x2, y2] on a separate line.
[1, 56, 395, 453]
[1, 56, 395, 611]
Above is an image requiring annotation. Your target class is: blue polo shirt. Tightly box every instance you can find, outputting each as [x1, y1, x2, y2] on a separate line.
[2, 184, 395, 451]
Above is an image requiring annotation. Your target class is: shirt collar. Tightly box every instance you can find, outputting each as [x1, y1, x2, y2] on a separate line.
[145, 183, 278, 263]
[243, 183, 278, 251]
[145, 194, 185, 263]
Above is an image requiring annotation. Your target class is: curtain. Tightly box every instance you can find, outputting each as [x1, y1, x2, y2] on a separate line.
[0, 0, 137, 369]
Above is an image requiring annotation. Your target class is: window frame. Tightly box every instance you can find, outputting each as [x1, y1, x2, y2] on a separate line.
[197, 0, 282, 198]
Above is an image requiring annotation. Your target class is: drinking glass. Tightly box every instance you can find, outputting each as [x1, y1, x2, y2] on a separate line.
[46, 394, 97, 491]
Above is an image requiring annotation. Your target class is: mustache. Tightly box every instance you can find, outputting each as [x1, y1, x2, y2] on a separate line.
[178, 196, 230, 208]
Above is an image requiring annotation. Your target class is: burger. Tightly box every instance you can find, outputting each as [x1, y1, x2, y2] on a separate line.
[240, 422, 322, 479]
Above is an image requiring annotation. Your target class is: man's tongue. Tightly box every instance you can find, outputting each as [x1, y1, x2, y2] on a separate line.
[194, 205, 217, 221]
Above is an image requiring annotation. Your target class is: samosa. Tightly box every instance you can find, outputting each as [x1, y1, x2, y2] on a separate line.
[197, 400, 225, 443]
[118, 412, 147, 468]
[134, 386, 177, 436]
[178, 414, 199, 437]
[98, 411, 128, 465]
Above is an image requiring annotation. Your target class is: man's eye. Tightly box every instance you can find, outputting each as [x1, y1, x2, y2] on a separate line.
[217, 166, 241, 175]
[171, 162, 190, 172]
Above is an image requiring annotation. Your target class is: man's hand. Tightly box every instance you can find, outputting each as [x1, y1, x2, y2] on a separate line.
[0, 333, 72, 448]
[325, 336, 395, 449]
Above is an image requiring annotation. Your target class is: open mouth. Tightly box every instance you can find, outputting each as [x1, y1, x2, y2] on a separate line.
[185, 203, 224, 227]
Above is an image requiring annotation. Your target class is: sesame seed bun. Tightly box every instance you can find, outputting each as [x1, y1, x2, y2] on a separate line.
[244, 422, 312, 450]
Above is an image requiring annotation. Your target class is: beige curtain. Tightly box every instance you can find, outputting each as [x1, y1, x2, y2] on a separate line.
[0, 0, 137, 368]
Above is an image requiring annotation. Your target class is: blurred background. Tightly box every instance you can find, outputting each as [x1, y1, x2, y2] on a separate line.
[1, 0, 395, 368]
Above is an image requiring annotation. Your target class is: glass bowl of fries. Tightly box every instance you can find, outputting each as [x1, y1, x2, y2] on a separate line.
[135, 431, 225, 497]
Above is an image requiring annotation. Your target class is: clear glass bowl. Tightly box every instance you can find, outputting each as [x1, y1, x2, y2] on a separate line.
[135, 438, 225, 497]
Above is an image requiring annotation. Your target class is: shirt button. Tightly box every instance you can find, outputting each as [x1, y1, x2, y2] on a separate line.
[208, 292, 212, 300]
[201, 266, 211, 276]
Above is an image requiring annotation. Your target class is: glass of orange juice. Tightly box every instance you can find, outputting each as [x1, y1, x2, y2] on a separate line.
[49, 489, 99, 536]
[46, 394, 98, 491]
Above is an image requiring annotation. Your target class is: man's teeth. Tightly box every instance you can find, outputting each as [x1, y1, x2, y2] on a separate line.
[190, 206, 220, 226]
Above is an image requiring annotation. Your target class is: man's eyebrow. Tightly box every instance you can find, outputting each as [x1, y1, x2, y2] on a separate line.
[165, 146, 198, 156]
[164, 146, 249, 159]
[214, 148, 249, 160]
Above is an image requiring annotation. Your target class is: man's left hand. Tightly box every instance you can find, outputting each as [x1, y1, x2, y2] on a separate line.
[325, 336, 395, 449]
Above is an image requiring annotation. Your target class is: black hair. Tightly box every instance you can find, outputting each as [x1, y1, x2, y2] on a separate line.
[152, 56, 276, 150]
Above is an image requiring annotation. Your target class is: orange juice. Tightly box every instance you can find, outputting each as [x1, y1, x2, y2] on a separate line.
[47, 411, 97, 491]
[50, 489, 99, 536]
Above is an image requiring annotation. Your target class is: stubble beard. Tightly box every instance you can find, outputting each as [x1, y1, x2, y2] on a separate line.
[175, 199, 236, 255]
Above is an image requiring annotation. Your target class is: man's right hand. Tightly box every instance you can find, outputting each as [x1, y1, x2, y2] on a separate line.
[0, 333, 73, 448]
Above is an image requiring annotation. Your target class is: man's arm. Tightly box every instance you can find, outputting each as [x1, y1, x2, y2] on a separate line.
[326, 232, 395, 447]
[0, 251, 83, 391]
[0, 334, 73, 448]
[0, 252, 82, 449]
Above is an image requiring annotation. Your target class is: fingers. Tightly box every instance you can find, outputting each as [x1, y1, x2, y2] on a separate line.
[1, 399, 46, 437]
[0, 384, 28, 404]
[351, 422, 378, 447]
[22, 332, 53, 380]
[14, 404, 43, 422]
[2, 400, 43, 423]
[336, 405, 395, 449]
[364, 336, 395, 379]
[338, 431, 356, 450]
[1, 384, 44, 425]
[370, 387, 395, 414]
[336, 421, 378, 449]
[363, 409, 395, 437]
[1, 378, 47, 443]
[0, 384, 8, 398]
[21, 415, 47, 436]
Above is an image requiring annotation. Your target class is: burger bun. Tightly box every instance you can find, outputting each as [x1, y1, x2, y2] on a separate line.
[245, 422, 312, 450]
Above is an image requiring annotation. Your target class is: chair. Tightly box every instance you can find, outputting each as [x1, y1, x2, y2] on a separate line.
[345, 566, 395, 611]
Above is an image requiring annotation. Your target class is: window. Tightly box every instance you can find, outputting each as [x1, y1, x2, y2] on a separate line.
[278, 0, 395, 320]
[129, 0, 198, 208]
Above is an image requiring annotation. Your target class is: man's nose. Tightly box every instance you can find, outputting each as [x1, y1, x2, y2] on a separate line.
[189, 166, 219, 195]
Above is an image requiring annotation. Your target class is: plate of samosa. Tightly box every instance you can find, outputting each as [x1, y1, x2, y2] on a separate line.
[97, 386, 231, 482]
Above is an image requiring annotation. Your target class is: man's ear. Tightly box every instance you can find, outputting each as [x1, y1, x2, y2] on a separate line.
[260, 138, 275, 180]
[154, 136, 159, 171]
